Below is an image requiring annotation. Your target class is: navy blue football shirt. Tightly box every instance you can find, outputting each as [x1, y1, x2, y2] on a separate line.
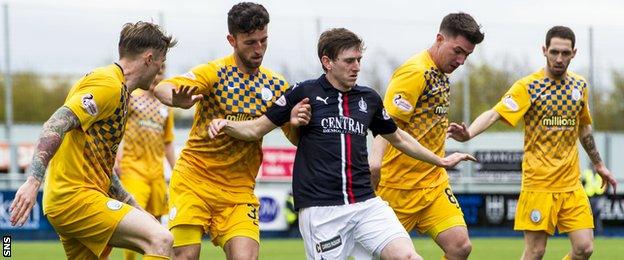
[265, 74, 397, 210]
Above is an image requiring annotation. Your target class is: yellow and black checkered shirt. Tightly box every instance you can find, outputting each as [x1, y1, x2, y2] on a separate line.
[380, 50, 450, 189]
[494, 69, 592, 192]
[44, 64, 128, 213]
[119, 90, 174, 182]
[161, 54, 289, 192]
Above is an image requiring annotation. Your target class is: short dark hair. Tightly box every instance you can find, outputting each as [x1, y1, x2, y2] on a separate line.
[227, 2, 270, 35]
[317, 28, 364, 71]
[118, 21, 176, 59]
[439, 12, 484, 45]
[546, 26, 576, 48]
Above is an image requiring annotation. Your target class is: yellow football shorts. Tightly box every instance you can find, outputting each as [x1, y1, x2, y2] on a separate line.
[120, 176, 168, 218]
[514, 187, 593, 235]
[376, 180, 466, 239]
[168, 171, 260, 248]
[45, 189, 132, 259]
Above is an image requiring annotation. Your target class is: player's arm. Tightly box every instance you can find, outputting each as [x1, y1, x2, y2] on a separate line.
[369, 136, 388, 189]
[108, 172, 140, 208]
[10, 106, 80, 227]
[209, 115, 278, 141]
[579, 124, 617, 195]
[381, 128, 476, 168]
[447, 109, 501, 142]
[154, 82, 203, 109]
[280, 98, 311, 146]
[164, 142, 176, 169]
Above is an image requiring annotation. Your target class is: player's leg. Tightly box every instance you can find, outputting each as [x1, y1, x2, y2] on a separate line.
[170, 225, 203, 260]
[223, 237, 259, 260]
[119, 178, 152, 260]
[212, 201, 260, 260]
[558, 188, 595, 260]
[108, 207, 173, 258]
[299, 205, 357, 260]
[565, 229, 593, 260]
[353, 197, 421, 260]
[416, 182, 470, 260]
[522, 230, 549, 260]
[515, 191, 557, 260]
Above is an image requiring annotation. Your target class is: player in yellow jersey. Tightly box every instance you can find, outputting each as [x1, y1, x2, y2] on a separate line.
[369, 13, 484, 260]
[10, 22, 177, 259]
[447, 26, 617, 260]
[152, 3, 308, 260]
[115, 65, 176, 260]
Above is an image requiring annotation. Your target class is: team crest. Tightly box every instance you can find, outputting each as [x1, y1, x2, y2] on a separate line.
[530, 209, 541, 223]
[261, 87, 273, 101]
[106, 199, 123, 211]
[572, 88, 582, 101]
[358, 97, 367, 113]
[382, 109, 391, 120]
[275, 95, 287, 107]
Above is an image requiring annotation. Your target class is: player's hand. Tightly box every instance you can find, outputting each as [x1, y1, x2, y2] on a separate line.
[595, 164, 617, 196]
[440, 152, 477, 168]
[290, 98, 311, 127]
[447, 122, 471, 142]
[172, 85, 203, 109]
[10, 176, 41, 227]
[208, 119, 228, 139]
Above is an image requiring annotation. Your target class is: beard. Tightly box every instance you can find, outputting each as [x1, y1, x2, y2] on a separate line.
[240, 56, 262, 70]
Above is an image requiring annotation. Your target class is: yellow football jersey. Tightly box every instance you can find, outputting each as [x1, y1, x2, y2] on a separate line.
[44, 64, 128, 213]
[380, 50, 450, 189]
[161, 54, 289, 192]
[493, 69, 592, 192]
[119, 90, 174, 181]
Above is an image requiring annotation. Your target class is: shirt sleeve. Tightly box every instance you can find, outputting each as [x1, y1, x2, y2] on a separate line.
[493, 80, 532, 127]
[63, 75, 121, 131]
[265, 85, 303, 127]
[383, 66, 426, 123]
[578, 82, 592, 125]
[163, 108, 175, 143]
[160, 63, 218, 95]
[370, 93, 398, 136]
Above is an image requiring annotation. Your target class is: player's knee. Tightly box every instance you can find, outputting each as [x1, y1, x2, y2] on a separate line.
[573, 241, 593, 258]
[453, 239, 472, 258]
[147, 229, 173, 255]
[173, 246, 200, 260]
[227, 249, 258, 260]
[381, 248, 422, 260]
[526, 246, 546, 259]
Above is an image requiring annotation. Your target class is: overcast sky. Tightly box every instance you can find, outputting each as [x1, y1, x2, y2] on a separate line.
[3, 0, 624, 88]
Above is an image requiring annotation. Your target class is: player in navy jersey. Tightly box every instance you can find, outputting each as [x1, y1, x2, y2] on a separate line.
[208, 28, 475, 260]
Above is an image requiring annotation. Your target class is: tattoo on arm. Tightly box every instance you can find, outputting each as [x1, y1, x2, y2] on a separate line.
[28, 107, 81, 182]
[580, 128, 603, 166]
[109, 173, 137, 206]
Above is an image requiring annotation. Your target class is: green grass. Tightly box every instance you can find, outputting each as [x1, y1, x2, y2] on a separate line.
[10, 238, 624, 259]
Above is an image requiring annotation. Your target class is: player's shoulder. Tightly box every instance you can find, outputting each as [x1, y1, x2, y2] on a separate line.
[514, 69, 545, 87]
[392, 51, 430, 79]
[566, 71, 588, 85]
[79, 64, 124, 91]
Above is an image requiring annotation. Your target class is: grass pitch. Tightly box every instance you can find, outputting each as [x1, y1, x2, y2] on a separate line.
[9, 237, 624, 259]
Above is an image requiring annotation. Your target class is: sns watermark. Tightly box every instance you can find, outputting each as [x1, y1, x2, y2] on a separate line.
[2, 235, 10, 257]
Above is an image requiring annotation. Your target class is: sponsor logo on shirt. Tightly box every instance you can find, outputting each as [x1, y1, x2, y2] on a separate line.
[138, 119, 164, 132]
[435, 105, 449, 115]
[320, 116, 366, 136]
[502, 95, 519, 111]
[81, 93, 98, 116]
[316, 235, 342, 253]
[392, 94, 412, 112]
[226, 113, 255, 121]
[541, 116, 576, 127]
